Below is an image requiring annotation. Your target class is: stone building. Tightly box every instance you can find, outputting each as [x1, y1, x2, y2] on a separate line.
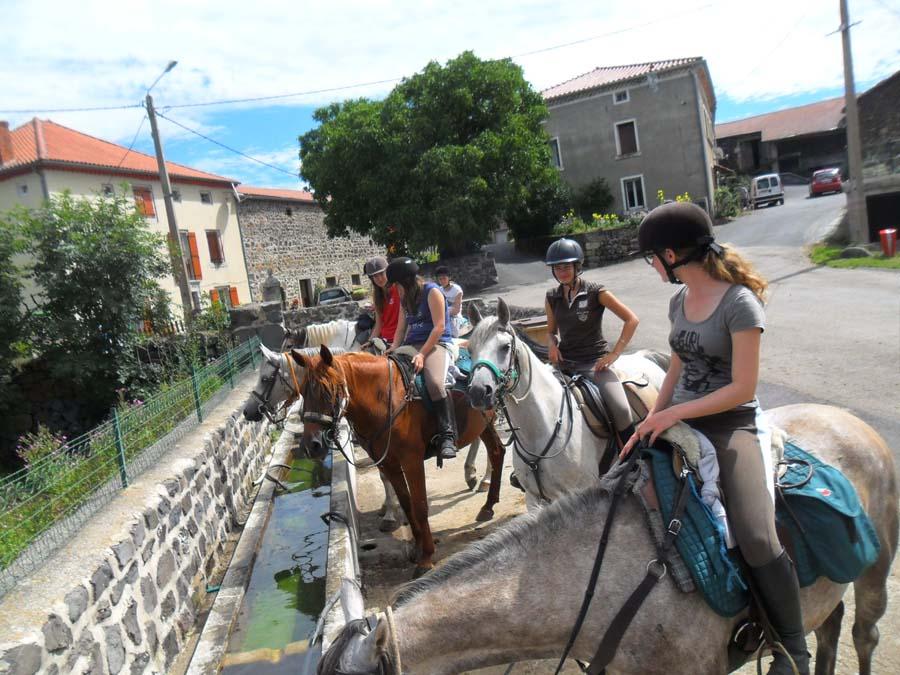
[858, 69, 900, 241]
[236, 186, 384, 306]
[542, 57, 718, 216]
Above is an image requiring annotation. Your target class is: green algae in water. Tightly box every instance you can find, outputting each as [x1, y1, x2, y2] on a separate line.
[227, 454, 332, 654]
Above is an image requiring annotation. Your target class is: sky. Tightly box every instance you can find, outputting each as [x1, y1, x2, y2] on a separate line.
[2, 0, 899, 189]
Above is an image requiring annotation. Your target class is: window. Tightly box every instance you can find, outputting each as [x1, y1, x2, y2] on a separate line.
[770, 176, 779, 187]
[133, 187, 156, 217]
[212, 286, 233, 308]
[614, 90, 629, 104]
[621, 175, 646, 211]
[179, 231, 203, 280]
[17, 184, 28, 196]
[325, 276, 337, 287]
[206, 230, 225, 266]
[101, 184, 114, 197]
[756, 178, 770, 189]
[285, 207, 293, 216]
[615, 120, 639, 157]
[351, 274, 361, 286]
[171, 189, 182, 202]
[548, 138, 563, 169]
[200, 191, 212, 204]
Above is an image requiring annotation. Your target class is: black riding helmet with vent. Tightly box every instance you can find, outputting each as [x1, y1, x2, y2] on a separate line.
[638, 202, 723, 284]
[545, 237, 584, 285]
[385, 257, 419, 284]
[363, 255, 388, 278]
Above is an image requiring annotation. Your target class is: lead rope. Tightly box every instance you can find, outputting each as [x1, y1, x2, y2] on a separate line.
[385, 605, 402, 675]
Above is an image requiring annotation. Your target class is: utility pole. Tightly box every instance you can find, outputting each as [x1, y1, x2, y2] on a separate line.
[146, 92, 197, 321]
[840, 0, 869, 243]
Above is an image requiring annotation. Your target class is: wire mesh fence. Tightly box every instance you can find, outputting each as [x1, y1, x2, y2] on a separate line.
[0, 336, 261, 598]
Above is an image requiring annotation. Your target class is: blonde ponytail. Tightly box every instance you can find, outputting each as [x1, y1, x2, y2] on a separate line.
[702, 244, 768, 302]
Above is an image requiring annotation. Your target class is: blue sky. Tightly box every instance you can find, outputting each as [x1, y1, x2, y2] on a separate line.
[3, 0, 899, 189]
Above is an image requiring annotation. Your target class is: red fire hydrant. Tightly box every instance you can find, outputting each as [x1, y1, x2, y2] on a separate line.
[879, 228, 897, 257]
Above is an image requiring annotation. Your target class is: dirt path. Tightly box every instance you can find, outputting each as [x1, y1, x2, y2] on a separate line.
[354, 445, 900, 674]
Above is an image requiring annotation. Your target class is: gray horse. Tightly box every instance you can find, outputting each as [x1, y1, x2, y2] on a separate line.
[317, 404, 897, 675]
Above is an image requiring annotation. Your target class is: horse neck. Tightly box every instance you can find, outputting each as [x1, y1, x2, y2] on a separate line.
[387, 495, 662, 673]
[339, 356, 394, 434]
[506, 343, 570, 424]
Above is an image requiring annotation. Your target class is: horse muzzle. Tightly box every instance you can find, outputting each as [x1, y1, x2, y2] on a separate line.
[467, 381, 496, 411]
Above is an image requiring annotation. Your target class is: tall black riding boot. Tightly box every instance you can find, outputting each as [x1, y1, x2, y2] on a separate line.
[750, 550, 811, 675]
[432, 396, 458, 460]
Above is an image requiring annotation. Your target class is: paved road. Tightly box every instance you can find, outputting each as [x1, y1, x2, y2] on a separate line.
[479, 187, 900, 459]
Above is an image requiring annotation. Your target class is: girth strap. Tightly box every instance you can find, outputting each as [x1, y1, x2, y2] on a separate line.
[585, 463, 693, 675]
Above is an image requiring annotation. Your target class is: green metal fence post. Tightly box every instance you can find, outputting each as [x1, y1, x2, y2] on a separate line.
[190, 364, 203, 422]
[112, 407, 129, 487]
[225, 348, 235, 389]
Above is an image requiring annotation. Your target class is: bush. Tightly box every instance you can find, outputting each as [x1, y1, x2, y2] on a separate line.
[572, 178, 614, 222]
[715, 187, 741, 219]
[506, 177, 572, 241]
[553, 211, 630, 236]
[351, 287, 368, 301]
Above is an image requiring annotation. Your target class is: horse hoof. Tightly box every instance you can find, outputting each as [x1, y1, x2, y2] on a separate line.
[476, 508, 494, 522]
[412, 566, 432, 579]
[477, 481, 490, 493]
[465, 476, 478, 490]
[379, 518, 399, 533]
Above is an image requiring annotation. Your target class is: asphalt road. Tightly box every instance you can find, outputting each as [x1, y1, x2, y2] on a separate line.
[480, 186, 900, 460]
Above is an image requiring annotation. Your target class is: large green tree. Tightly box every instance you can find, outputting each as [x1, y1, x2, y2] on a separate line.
[0, 219, 26, 395]
[300, 51, 565, 256]
[7, 190, 169, 383]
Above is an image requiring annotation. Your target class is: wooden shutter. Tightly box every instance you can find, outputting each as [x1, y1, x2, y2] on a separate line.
[206, 231, 223, 264]
[229, 287, 240, 306]
[187, 232, 202, 280]
[133, 187, 156, 217]
[210, 289, 219, 304]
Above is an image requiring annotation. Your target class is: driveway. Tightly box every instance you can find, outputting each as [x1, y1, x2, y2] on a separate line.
[479, 189, 900, 459]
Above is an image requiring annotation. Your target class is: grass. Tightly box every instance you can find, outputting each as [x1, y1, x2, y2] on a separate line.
[810, 245, 900, 269]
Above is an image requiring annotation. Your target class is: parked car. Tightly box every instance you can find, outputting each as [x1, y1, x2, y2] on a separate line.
[809, 168, 843, 197]
[316, 286, 353, 305]
[750, 173, 784, 208]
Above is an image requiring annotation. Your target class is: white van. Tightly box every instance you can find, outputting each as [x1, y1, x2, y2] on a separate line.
[750, 173, 784, 208]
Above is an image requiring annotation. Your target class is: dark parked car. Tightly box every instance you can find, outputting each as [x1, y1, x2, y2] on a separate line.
[316, 286, 353, 305]
[809, 168, 843, 197]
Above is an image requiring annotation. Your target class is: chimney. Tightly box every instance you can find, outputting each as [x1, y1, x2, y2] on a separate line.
[0, 121, 13, 165]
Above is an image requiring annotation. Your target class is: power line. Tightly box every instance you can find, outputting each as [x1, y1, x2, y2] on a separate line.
[153, 110, 299, 177]
[116, 113, 148, 168]
[0, 102, 142, 115]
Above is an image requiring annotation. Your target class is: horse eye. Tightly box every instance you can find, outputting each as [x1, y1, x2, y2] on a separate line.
[500, 343, 511, 353]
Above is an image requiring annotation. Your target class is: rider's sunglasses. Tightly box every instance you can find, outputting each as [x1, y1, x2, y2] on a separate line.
[643, 252, 657, 266]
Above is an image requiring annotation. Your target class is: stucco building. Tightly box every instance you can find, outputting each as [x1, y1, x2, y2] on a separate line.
[235, 186, 384, 306]
[0, 119, 252, 312]
[542, 57, 717, 215]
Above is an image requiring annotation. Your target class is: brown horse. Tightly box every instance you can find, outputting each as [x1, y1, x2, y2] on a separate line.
[292, 345, 505, 576]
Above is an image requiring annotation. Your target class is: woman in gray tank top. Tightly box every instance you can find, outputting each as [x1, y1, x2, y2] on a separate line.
[622, 203, 809, 675]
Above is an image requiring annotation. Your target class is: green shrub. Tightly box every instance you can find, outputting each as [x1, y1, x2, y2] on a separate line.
[715, 187, 741, 219]
[351, 287, 368, 301]
[572, 178, 614, 222]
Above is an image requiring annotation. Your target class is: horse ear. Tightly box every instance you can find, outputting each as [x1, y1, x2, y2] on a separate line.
[467, 303, 483, 326]
[497, 297, 510, 325]
[261, 343, 279, 364]
[320, 344, 334, 367]
[290, 349, 307, 367]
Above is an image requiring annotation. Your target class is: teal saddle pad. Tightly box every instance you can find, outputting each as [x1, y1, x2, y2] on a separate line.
[414, 345, 473, 404]
[646, 441, 880, 617]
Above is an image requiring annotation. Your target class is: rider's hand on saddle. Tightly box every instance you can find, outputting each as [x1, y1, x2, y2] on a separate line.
[412, 352, 425, 372]
[548, 343, 561, 364]
[594, 352, 619, 371]
[620, 409, 680, 458]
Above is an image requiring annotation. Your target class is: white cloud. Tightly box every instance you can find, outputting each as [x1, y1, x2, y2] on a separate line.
[188, 145, 302, 188]
[2, 0, 898, 164]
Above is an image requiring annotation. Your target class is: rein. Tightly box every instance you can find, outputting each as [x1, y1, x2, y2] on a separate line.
[251, 351, 302, 424]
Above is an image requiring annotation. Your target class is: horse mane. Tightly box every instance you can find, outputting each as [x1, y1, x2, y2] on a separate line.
[305, 319, 352, 348]
[466, 315, 506, 355]
[392, 484, 609, 607]
[316, 618, 399, 675]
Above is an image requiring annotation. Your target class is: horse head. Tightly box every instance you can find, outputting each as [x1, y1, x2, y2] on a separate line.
[317, 616, 395, 674]
[466, 298, 516, 410]
[292, 344, 346, 460]
[242, 343, 302, 422]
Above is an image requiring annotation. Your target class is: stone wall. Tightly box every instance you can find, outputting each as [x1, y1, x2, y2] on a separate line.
[236, 199, 384, 304]
[515, 226, 639, 267]
[0, 410, 274, 675]
[419, 251, 499, 291]
[228, 300, 370, 349]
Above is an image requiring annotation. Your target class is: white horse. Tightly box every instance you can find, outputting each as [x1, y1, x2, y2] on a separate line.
[466, 298, 666, 509]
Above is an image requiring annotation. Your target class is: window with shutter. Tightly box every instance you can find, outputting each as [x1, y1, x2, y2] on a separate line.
[210, 289, 219, 304]
[133, 187, 156, 217]
[187, 232, 203, 280]
[206, 230, 224, 265]
[229, 287, 240, 307]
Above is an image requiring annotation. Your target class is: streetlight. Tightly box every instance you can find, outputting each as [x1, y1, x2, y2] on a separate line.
[144, 60, 197, 321]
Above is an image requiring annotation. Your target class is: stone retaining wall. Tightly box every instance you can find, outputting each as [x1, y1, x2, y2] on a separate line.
[515, 226, 639, 267]
[0, 410, 274, 675]
[419, 251, 499, 290]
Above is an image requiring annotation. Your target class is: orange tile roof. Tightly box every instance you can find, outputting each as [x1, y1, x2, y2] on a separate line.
[238, 185, 316, 203]
[0, 118, 236, 185]
[542, 57, 704, 103]
[715, 97, 845, 142]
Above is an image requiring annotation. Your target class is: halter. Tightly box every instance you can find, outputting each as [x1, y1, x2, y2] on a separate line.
[470, 326, 523, 399]
[251, 351, 302, 424]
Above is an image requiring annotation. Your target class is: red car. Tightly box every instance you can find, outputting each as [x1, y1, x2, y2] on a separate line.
[809, 168, 843, 197]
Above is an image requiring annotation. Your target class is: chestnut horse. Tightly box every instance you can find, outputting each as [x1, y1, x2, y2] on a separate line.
[292, 345, 505, 576]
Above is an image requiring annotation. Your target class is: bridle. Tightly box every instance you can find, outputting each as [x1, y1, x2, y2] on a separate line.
[250, 352, 302, 424]
[470, 325, 574, 502]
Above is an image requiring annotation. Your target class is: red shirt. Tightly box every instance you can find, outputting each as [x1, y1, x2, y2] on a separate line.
[379, 284, 400, 343]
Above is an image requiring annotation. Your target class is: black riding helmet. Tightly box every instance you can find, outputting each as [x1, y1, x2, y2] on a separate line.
[363, 255, 388, 278]
[385, 257, 419, 284]
[545, 237, 584, 285]
[638, 202, 722, 284]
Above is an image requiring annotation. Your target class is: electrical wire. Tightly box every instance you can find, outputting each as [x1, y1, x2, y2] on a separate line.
[153, 110, 299, 176]
[115, 113, 148, 168]
[0, 102, 143, 115]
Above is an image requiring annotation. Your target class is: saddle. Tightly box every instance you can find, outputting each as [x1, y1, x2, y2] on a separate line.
[387, 344, 473, 404]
